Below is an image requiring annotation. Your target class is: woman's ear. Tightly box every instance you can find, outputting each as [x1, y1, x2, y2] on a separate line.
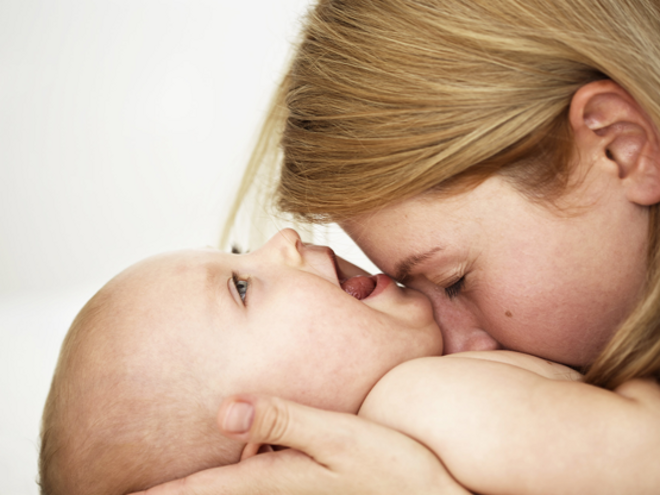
[569, 79, 660, 205]
[240, 442, 274, 461]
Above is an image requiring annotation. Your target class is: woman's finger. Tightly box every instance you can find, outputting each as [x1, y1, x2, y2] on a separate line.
[218, 394, 364, 468]
[130, 395, 470, 495]
[217, 394, 470, 494]
[129, 448, 329, 495]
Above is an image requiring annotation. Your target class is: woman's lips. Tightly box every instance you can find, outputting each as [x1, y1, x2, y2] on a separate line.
[340, 273, 392, 300]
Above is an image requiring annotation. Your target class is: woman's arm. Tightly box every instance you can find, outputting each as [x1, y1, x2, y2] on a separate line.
[130, 394, 472, 495]
[360, 352, 660, 495]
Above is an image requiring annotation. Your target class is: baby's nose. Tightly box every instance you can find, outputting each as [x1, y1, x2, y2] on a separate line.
[278, 228, 302, 245]
[265, 228, 303, 261]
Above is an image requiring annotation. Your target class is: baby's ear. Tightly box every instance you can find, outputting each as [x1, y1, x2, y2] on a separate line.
[240, 442, 274, 460]
[570, 79, 660, 206]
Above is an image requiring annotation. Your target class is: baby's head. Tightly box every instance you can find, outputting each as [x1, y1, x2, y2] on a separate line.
[39, 229, 442, 494]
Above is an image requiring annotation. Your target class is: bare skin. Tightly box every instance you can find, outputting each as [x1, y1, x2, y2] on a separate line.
[131, 81, 660, 495]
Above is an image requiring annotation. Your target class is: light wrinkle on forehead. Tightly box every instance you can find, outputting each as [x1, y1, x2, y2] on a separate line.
[343, 202, 450, 280]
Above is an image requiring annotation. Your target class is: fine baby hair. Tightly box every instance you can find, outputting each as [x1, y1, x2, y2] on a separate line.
[39, 253, 238, 495]
[226, 0, 660, 389]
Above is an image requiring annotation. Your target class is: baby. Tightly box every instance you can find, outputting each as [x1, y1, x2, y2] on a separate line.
[40, 229, 586, 495]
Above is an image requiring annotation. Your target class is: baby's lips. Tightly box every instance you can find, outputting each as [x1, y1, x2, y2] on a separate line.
[335, 255, 371, 280]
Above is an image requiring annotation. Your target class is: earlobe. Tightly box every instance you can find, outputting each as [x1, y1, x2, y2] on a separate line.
[240, 442, 274, 461]
[570, 80, 660, 206]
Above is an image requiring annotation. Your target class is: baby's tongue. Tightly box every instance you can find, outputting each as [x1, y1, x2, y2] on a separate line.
[341, 275, 376, 300]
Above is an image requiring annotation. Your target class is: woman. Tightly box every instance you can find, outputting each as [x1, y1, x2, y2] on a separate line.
[135, 0, 660, 493]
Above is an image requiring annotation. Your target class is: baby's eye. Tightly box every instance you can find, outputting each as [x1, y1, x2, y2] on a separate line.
[445, 276, 465, 299]
[232, 274, 249, 303]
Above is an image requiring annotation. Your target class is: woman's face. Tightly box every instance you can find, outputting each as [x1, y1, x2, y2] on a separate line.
[342, 173, 649, 367]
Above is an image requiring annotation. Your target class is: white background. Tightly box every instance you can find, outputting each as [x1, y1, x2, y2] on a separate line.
[0, 1, 376, 493]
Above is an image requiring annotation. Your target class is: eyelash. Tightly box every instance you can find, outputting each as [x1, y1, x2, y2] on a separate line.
[232, 273, 249, 303]
[231, 244, 250, 254]
[444, 276, 465, 299]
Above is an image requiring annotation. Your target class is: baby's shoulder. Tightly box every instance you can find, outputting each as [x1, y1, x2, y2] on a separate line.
[373, 350, 581, 391]
[359, 351, 581, 432]
[440, 350, 583, 381]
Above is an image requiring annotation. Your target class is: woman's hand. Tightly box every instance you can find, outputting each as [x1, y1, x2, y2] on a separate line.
[130, 394, 471, 495]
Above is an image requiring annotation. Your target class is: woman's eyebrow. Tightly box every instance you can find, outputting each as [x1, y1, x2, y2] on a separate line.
[395, 246, 443, 283]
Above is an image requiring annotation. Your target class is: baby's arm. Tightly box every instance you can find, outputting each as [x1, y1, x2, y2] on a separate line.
[359, 351, 660, 495]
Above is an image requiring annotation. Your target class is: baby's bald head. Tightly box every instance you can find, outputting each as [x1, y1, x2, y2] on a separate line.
[39, 252, 243, 495]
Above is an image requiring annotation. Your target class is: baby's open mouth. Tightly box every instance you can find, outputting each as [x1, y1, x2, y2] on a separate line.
[340, 276, 376, 300]
[331, 250, 377, 300]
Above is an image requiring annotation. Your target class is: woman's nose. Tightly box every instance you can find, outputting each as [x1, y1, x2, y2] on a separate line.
[425, 293, 501, 354]
[441, 323, 502, 354]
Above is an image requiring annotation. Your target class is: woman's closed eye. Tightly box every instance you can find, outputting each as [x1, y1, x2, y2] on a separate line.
[445, 276, 465, 299]
[232, 273, 249, 303]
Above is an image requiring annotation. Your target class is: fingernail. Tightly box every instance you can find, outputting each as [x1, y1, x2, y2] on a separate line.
[223, 401, 254, 433]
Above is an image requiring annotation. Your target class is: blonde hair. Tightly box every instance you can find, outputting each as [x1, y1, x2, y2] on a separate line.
[39, 286, 239, 495]
[226, 0, 660, 389]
